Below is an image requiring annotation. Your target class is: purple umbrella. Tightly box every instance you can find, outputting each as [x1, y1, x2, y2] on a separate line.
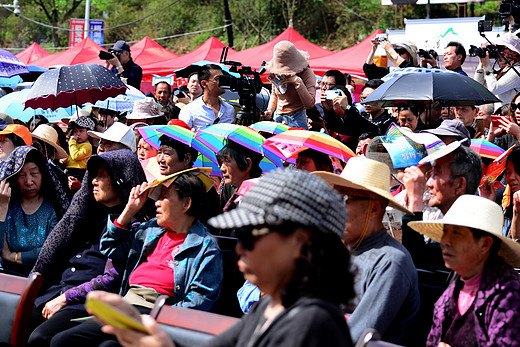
[0, 49, 29, 78]
[24, 64, 127, 111]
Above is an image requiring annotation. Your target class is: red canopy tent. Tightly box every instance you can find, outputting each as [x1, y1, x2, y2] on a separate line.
[142, 37, 237, 77]
[30, 37, 107, 69]
[130, 37, 179, 67]
[232, 27, 333, 70]
[309, 30, 383, 78]
[16, 43, 51, 65]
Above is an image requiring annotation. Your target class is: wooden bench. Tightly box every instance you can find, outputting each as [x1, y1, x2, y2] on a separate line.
[0, 272, 43, 347]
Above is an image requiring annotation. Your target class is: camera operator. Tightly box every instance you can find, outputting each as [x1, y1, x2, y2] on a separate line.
[104, 40, 143, 90]
[474, 32, 520, 104]
[364, 37, 418, 80]
[420, 42, 468, 76]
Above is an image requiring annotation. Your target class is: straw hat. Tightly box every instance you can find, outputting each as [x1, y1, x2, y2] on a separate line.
[391, 42, 418, 67]
[126, 97, 164, 120]
[314, 156, 412, 214]
[32, 124, 68, 159]
[266, 41, 310, 76]
[409, 195, 520, 267]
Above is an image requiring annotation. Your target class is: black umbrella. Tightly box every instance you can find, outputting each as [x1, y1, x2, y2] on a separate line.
[363, 67, 500, 107]
[25, 64, 127, 111]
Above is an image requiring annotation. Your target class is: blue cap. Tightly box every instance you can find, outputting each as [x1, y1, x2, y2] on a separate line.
[111, 40, 130, 52]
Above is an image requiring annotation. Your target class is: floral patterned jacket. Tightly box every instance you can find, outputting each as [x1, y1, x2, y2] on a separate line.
[427, 256, 520, 347]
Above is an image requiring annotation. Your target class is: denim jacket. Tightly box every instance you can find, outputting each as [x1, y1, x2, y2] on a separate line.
[100, 216, 223, 312]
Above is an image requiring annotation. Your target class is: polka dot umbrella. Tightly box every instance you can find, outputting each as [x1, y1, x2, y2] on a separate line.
[24, 64, 127, 111]
[0, 49, 29, 78]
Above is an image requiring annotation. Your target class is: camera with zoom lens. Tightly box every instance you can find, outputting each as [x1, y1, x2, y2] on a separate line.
[469, 45, 500, 59]
[99, 50, 120, 60]
[418, 49, 439, 60]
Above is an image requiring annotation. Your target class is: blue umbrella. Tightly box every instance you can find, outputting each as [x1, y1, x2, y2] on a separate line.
[0, 75, 23, 87]
[0, 49, 29, 78]
[0, 89, 72, 122]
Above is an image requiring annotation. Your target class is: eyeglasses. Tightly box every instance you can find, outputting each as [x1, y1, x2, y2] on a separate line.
[237, 227, 270, 251]
[359, 96, 367, 101]
[511, 102, 520, 112]
[320, 82, 336, 88]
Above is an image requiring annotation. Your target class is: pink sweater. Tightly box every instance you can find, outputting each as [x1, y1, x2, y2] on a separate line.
[267, 67, 316, 116]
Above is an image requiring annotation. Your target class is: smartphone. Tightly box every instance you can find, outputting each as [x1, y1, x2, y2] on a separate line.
[475, 118, 484, 135]
[325, 90, 341, 100]
[376, 33, 388, 43]
[491, 115, 503, 127]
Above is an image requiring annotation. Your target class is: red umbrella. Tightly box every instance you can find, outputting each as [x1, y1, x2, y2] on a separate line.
[24, 64, 127, 111]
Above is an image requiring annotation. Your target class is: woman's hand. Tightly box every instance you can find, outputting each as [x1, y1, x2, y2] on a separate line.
[498, 117, 520, 141]
[1, 235, 14, 263]
[0, 181, 11, 210]
[42, 293, 67, 319]
[478, 51, 491, 69]
[68, 176, 81, 191]
[117, 184, 150, 227]
[87, 291, 175, 347]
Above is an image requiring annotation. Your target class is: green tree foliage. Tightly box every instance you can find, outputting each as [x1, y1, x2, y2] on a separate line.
[0, 0, 501, 53]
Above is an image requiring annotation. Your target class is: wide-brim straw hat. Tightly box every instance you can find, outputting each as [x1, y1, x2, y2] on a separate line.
[32, 124, 68, 159]
[266, 41, 310, 76]
[409, 195, 520, 268]
[314, 156, 412, 214]
[391, 42, 418, 67]
[127, 97, 164, 120]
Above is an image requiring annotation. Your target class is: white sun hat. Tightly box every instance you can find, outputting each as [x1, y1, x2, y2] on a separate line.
[409, 194, 520, 267]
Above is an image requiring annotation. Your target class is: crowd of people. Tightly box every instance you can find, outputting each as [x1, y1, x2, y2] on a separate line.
[1, 33, 520, 347]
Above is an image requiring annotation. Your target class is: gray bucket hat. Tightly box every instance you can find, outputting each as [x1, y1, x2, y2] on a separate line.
[208, 168, 347, 239]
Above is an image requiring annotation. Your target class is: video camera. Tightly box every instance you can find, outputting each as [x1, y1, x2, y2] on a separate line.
[418, 49, 438, 60]
[219, 47, 266, 125]
[500, 0, 520, 29]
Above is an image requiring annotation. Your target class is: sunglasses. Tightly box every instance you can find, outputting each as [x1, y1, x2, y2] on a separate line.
[237, 227, 270, 251]
[511, 102, 520, 112]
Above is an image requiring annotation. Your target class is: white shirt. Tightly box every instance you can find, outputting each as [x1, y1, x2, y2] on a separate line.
[178, 96, 236, 131]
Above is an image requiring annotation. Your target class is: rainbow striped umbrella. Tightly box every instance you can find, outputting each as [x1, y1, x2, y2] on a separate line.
[195, 124, 283, 172]
[470, 138, 505, 160]
[249, 121, 290, 135]
[138, 125, 222, 177]
[262, 130, 355, 164]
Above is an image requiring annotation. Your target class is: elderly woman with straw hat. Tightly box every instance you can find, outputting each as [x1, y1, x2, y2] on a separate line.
[409, 195, 520, 347]
[263, 41, 316, 129]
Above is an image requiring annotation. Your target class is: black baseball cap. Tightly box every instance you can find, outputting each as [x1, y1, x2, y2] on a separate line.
[111, 40, 130, 52]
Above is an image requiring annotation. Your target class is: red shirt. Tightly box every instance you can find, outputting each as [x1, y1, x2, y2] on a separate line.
[129, 232, 187, 296]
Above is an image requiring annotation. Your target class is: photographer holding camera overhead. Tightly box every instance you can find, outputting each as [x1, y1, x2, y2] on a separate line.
[102, 40, 143, 90]
[474, 31, 520, 104]
[363, 35, 418, 80]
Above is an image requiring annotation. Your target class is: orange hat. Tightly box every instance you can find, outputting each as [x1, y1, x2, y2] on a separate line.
[0, 124, 32, 146]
